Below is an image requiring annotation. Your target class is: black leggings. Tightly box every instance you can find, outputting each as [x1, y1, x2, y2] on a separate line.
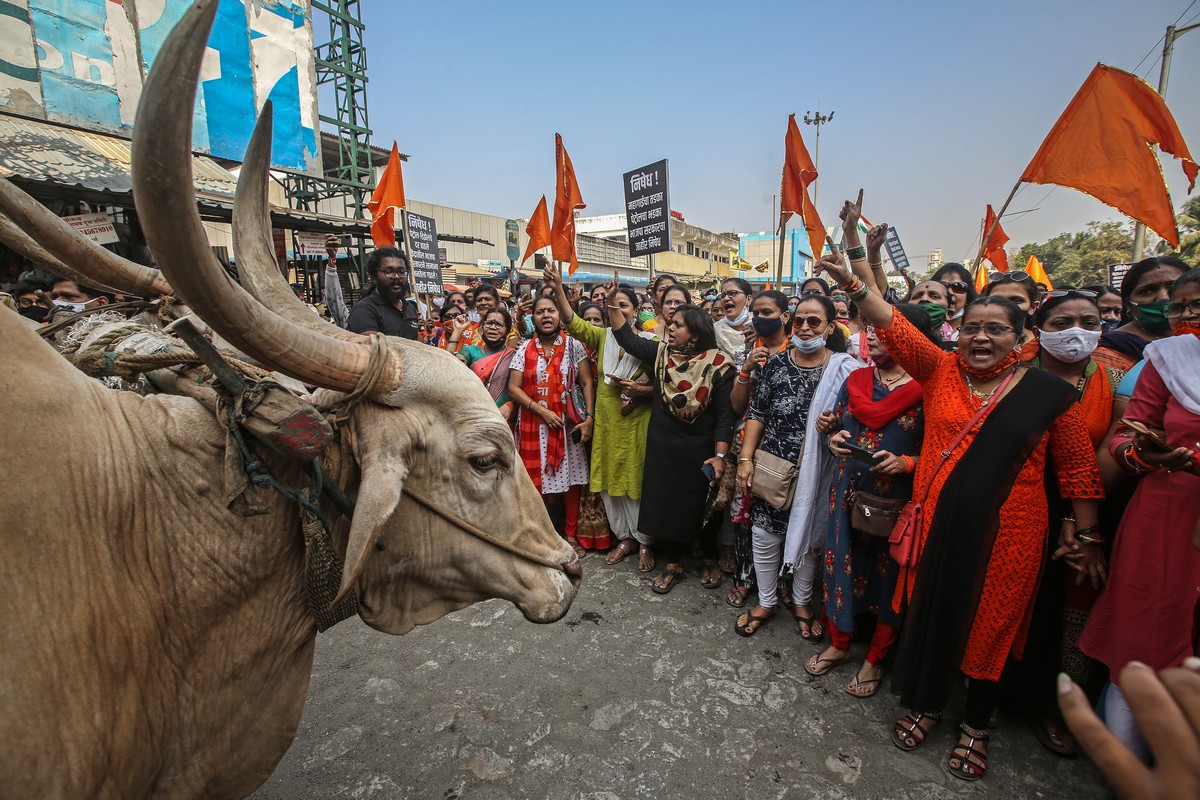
[962, 677, 1003, 731]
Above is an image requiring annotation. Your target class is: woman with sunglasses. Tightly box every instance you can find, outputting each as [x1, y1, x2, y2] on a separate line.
[1094, 255, 1189, 372]
[1006, 288, 1127, 757]
[932, 263, 978, 339]
[981, 271, 1040, 362]
[817, 194, 1102, 782]
[453, 306, 518, 421]
[733, 294, 857, 639]
[1079, 267, 1200, 763]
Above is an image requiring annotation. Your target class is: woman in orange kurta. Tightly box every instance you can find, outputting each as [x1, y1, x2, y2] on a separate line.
[815, 219, 1102, 783]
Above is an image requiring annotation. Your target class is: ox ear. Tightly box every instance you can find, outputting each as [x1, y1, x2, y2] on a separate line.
[333, 417, 413, 605]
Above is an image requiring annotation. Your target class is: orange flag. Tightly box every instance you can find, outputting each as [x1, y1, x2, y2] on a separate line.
[779, 114, 826, 263]
[521, 195, 551, 266]
[1020, 63, 1198, 247]
[1023, 254, 1054, 291]
[367, 141, 406, 248]
[550, 133, 586, 275]
[982, 204, 1009, 272]
[974, 262, 990, 293]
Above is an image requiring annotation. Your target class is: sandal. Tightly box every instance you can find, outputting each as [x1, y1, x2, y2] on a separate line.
[845, 674, 882, 699]
[604, 539, 638, 566]
[726, 585, 751, 608]
[793, 606, 824, 644]
[699, 560, 724, 589]
[948, 723, 990, 781]
[777, 583, 795, 610]
[651, 565, 686, 594]
[637, 545, 656, 573]
[804, 651, 850, 676]
[566, 537, 587, 559]
[1032, 713, 1077, 758]
[733, 607, 775, 637]
[717, 546, 736, 575]
[892, 711, 942, 751]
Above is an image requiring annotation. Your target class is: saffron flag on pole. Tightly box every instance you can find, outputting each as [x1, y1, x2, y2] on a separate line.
[974, 262, 990, 293]
[521, 195, 551, 266]
[982, 204, 1010, 272]
[367, 141, 406, 248]
[780, 114, 826, 262]
[1020, 63, 1198, 247]
[1024, 254, 1054, 291]
[550, 133, 586, 275]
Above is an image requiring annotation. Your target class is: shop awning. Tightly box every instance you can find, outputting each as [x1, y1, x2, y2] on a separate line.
[0, 114, 238, 200]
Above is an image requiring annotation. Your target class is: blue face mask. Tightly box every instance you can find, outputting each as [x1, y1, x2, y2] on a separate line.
[790, 334, 826, 354]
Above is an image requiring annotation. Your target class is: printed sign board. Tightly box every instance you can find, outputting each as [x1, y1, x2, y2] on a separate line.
[883, 227, 912, 273]
[405, 211, 442, 295]
[0, 0, 321, 173]
[1108, 263, 1133, 292]
[294, 231, 331, 256]
[622, 159, 671, 257]
[62, 211, 118, 244]
[505, 219, 520, 261]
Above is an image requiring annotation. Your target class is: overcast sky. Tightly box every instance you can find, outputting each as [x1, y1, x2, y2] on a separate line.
[353, 0, 1200, 267]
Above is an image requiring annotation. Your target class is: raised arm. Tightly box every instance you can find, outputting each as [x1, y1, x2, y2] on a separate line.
[839, 189, 886, 297]
[542, 262, 575, 325]
[611, 319, 661, 367]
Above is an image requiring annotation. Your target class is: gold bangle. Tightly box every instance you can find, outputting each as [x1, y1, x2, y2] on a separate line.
[737, 457, 752, 463]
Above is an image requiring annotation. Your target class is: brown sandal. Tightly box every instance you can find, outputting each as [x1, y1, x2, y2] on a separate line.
[566, 537, 587, 559]
[948, 723, 990, 781]
[734, 608, 775, 637]
[604, 539, 638, 565]
[892, 711, 942, 751]
[726, 585, 751, 608]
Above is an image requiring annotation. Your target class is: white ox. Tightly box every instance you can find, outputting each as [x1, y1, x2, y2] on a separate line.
[0, 2, 579, 797]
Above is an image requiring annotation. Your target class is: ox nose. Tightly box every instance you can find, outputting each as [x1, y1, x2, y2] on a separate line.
[562, 557, 583, 588]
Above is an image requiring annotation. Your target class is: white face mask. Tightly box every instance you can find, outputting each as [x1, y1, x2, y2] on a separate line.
[1038, 326, 1101, 364]
[52, 299, 89, 313]
[791, 333, 826, 354]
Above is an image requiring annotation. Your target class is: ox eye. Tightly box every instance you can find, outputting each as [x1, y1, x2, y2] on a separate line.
[470, 454, 500, 472]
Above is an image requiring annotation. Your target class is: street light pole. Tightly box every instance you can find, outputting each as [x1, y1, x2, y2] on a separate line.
[1132, 21, 1199, 261]
[803, 109, 834, 210]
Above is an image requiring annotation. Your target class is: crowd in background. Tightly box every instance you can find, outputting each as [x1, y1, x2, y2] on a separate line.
[4, 206, 1198, 790]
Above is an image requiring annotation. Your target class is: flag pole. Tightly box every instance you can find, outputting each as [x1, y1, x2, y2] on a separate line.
[399, 207, 425, 323]
[973, 180, 1023, 272]
[776, 212, 788, 288]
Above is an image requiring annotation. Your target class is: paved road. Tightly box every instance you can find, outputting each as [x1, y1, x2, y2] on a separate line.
[252, 556, 1109, 799]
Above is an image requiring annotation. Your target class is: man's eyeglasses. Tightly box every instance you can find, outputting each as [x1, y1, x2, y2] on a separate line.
[1166, 300, 1200, 321]
[793, 315, 828, 330]
[377, 269, 406, 278]
[960, 322, 1016, 337]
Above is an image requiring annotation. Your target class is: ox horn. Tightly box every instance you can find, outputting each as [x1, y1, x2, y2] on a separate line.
[232, 104, 363, 344]
[0, 211, 125, 295]
[0, 177, 172, 298]
[132, 0, 401, 396]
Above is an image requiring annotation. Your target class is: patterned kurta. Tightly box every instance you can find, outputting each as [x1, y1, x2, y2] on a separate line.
[822, 373, 923, 634]
[511, 336, 591, 494]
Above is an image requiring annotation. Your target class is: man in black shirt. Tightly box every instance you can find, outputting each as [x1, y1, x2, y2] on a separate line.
[347, 247, 421, 339]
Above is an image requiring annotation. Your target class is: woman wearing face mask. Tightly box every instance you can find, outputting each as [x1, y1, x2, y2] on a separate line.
[725, 291, 795, 608]
[1008, 290, 1126, 757]
[454, 307, 518, 421]
[544, 267, 656, 568]
[608, 300, 736, 594]
[981, 272, 1040, 361]
[906, 280, 953, 344]
[733, 294, 857, 639]
[931, 263, 979, 339]
[810, 304, 938, 694]
[1083, 284, 1123, 334]
[1079, 267, 1200, 764]
[1094, 256, 1188, 371]
[818, 210, 1102, 782]
[508, 295, 596, 558]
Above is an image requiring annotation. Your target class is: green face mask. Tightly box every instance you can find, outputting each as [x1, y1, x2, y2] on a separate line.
[1134, 300, 1172, 331]
[637, 309, 656, 326]
[916, 301, 948, 327]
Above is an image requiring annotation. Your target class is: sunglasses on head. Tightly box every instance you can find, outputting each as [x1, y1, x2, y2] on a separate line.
[1043, 289, 1097, 301]
[987, 271, 1034, 285]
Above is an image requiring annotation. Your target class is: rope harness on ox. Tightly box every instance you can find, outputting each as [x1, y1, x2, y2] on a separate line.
[53, 318, 569, 632]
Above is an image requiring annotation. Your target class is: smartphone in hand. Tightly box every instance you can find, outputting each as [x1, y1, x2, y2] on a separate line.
[841, 442, 881, 465]
[700, 462, 717, 482]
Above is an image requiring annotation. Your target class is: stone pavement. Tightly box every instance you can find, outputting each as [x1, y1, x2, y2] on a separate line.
[251, 556, 1110, 799]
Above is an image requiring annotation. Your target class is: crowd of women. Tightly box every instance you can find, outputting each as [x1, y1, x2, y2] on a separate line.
[414, 194, 1199, 786]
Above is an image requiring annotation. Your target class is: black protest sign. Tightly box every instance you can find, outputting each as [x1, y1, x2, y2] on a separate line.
[623, 159, 671, 257]
[405, 211, 442, 294]
[883, 227, 911, 273]
[1108, 263, 1132, 292]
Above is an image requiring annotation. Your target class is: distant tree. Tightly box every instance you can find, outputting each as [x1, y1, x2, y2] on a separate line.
[1156, 196, 1200, 265]
[1010, 220, 1137, 287]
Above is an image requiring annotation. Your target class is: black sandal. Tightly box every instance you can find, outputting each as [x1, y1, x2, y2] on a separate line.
[651, 566, 686, 594]
[892, 711, 942, 751]
[948, 723, 990, 781]
[699, 560, 724, 589]
[793, 606, 824, 644]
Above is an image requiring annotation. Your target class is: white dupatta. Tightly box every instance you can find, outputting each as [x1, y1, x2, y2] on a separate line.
[782, 352, 858, 568]
[1144, 334, 1200, 415]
